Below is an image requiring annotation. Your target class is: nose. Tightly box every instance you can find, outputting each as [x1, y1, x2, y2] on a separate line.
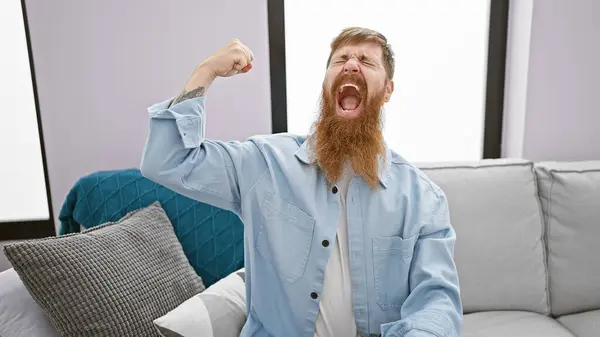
[343, 57, 360, 74]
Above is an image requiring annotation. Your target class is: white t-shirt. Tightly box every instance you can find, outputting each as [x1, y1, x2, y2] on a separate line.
[314, 167, 359, 337]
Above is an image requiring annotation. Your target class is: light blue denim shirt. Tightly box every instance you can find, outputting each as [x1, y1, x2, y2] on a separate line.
[140, 96, 462, 337]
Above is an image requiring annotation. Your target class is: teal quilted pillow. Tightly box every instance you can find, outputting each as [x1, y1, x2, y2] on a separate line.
[58, 169, 244, 287]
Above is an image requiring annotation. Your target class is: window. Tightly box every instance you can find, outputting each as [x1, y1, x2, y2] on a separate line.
[268, 0, 508, 161]
[0, 0, 54, 239]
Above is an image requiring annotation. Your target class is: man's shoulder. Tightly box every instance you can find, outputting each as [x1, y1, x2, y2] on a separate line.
[387, 149, 444, 199]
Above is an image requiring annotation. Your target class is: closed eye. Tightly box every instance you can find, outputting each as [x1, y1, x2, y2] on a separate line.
[332, 55, 376, 67]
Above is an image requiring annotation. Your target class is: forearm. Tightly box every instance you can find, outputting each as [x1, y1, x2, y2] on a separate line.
[382, 292, 461, 337]
[170, 62, 216, 107]
[382, 196, 462, 337]
[381, 264, 461, 337]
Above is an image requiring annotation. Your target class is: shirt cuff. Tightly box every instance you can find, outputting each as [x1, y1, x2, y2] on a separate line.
[402, 330, 438, 337]
[147, 96, 205, 149]
[381, 310, 456, 337]
[147, 96, 205, 119]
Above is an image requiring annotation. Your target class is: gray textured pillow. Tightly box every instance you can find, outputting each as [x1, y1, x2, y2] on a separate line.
[3, 202, 205, 337]
[154, 268, 246, 337]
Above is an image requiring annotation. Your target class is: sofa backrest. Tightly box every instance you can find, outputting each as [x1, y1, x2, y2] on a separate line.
[534, 161, 600, 317]
[419, 159, 550, 315]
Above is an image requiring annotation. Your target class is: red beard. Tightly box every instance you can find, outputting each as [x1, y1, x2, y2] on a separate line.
[309, 73, 386, 188]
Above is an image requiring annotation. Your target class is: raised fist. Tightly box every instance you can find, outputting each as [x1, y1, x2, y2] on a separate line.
[202, 38, 254, 78]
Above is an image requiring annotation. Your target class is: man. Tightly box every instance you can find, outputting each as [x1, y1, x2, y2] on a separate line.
[141, 27, 462, 337]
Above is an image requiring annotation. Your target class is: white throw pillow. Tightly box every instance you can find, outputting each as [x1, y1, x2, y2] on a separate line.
[153, 268, 246, 337]
[0, 268, 60, 337]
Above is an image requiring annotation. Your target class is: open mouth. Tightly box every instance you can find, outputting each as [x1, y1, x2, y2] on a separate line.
[337, 83, 363, 117]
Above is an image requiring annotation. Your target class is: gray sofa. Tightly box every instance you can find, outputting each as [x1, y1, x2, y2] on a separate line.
[1, 158, 599, 336]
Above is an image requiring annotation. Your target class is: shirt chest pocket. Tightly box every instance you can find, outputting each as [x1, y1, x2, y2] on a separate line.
[256, 193, 315, 283]
[372, 234, 418, 310]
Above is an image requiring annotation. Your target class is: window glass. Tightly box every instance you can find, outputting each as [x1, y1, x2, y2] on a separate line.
[0, 0, 50, 221]
[284, 0, 491, 162]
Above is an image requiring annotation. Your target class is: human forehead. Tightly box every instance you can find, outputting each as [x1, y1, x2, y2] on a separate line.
[330, 42, 383, 62]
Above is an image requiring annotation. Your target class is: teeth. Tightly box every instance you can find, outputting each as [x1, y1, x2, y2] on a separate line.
[339, 83, 359, 93]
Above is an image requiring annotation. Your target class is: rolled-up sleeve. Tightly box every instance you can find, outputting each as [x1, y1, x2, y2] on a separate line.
[147, 97, 204, 148]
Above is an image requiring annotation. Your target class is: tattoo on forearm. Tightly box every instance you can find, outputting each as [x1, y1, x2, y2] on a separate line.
[170, 87, 206, 106]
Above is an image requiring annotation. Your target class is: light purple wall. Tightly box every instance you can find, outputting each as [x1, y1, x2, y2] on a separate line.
[2, 0, 272, 272]
[24, 0, 272, 230]
[503, 0, 600, 161]
[522, 0, 600, 161]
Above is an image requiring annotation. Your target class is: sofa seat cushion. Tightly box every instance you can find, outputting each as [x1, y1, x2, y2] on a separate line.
[535, 161, 600, 316]
[557, 310, 600, 337]
[0, 268, 59, 337]
[419, 159, 549, 314]
[462, 311, 574, 337]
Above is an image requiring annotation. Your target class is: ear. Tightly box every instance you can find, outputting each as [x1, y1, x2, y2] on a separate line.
[384, 80, 394, 102]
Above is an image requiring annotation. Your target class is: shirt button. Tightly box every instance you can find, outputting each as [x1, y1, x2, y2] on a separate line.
[322, 239, 329, 247]
[311, 292, 318, 299]
[331, 186, 338, 194]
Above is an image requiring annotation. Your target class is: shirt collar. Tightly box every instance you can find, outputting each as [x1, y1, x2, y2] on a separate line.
[294, 136, 391, 188]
